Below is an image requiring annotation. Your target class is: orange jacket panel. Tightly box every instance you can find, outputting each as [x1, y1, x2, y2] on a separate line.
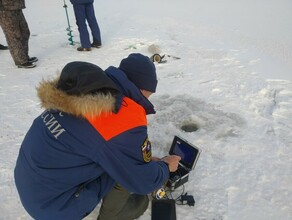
[86, 97, 147, 141]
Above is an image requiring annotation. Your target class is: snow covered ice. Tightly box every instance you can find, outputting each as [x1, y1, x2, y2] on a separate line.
[0, 0, 291, 219]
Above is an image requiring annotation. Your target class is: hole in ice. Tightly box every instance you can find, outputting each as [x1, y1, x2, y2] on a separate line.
[180, 123, 199, 132]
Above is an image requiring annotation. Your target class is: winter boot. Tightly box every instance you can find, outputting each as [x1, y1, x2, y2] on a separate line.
[77, 47, 91, 52]
[28, 57, 38, 63]
[0, 44, 8, 50]
[17, 62, 36, 69]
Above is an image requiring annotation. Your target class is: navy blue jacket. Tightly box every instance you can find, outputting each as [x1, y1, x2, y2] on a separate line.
[14, 67, 169, 220]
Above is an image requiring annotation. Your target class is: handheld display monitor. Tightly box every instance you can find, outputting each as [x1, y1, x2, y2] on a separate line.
[169, 136, 201, 170]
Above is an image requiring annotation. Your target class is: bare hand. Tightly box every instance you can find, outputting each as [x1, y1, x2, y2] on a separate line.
[151, 156, 161, 161]
[161, 155, 181, 172]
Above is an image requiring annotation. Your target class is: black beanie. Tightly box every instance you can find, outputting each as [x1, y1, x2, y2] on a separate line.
[119, 53, 157, 93]
[57, 61, 119, 96]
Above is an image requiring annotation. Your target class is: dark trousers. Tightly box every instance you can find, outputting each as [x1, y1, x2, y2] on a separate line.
[72, 3, 101, 48]
[97, 185, 149, 220]
[0, 10, 30, 65]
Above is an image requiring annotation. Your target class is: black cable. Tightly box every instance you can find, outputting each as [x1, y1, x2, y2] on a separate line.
[165, 183, 185, 204]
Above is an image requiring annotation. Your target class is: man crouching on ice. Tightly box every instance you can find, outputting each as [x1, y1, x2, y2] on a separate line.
[14, 53, 180, 220]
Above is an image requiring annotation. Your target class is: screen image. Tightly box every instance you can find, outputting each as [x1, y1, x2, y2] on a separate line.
[169, 136, 200, 169]
[173, 141, 197, 165]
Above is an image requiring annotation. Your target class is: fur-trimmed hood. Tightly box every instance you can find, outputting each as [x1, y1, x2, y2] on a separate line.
[37, 77, 117, 118]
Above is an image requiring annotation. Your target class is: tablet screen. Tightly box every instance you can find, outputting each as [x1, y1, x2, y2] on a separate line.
[169, 136, 201, 170]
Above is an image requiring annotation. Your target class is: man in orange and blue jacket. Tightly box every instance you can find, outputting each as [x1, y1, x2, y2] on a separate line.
[14, 53, 181, 220]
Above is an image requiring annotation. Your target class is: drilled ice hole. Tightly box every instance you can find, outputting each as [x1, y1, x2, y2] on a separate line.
[180, 122, 199, 132]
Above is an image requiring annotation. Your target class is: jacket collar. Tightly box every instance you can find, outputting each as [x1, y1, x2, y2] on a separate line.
[105, 66, 156, 115]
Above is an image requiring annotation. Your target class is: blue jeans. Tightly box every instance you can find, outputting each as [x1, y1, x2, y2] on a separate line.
[73, 3, 101, 48]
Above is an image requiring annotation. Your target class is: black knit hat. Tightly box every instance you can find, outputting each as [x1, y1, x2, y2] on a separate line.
[119, 53, 157, 93]
[57, 61, 119, 95]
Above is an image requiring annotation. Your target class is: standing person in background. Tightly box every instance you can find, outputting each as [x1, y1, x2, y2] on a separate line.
[70, 0, 102, 52]
[0, 0, 38, 68]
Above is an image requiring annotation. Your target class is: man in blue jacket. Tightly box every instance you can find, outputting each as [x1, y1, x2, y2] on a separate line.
[70, 0, 102, 51]
[14, 53, 180, 220]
